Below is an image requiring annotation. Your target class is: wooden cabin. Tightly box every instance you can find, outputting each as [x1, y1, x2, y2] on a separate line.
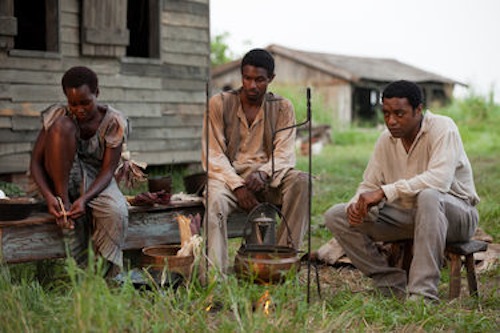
[212, 44, 463, 129]
[0, 0, 210, 181]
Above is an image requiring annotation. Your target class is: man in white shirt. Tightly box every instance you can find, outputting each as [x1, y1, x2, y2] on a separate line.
[324, 80, 479, 302]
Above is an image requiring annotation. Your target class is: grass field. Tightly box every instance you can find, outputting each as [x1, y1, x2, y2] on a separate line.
[0, 95, 498, 332]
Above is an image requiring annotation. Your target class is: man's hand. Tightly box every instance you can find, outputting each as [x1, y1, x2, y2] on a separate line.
[234, 186, 259, 212]
[245, 171, 269, 192]
[347, 203, 364, 225]
[347, 188, 385, 225]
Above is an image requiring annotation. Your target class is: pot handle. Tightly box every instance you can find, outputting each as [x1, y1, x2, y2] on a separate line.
[242, 202, 294, 248]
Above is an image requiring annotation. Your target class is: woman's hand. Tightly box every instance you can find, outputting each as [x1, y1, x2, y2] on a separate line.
[68, 197, 86, 220]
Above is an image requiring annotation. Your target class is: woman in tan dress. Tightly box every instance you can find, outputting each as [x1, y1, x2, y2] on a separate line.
[30, 66, 129, 276]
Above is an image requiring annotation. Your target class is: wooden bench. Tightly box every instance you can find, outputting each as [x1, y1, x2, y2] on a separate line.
[388, 239, 489, 299]
[0, 198, 249, 265]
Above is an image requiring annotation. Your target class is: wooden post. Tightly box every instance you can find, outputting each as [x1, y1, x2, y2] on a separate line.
[448, 253, 462, 299]
[465, 254, 479, 297]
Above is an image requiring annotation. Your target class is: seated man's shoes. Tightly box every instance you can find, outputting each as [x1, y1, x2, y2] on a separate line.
[300, 251, 321, 263]
[406, 293, 439, 306]
[376, 286, 406, 301]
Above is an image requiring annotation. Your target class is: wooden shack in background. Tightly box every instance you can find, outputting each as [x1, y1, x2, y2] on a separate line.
[212, 44, 463, 129]
[0, 0, 209, 180]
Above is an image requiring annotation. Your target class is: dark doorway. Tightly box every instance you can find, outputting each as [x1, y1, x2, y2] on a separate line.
[127, 0, 160, 58]
[14, 0, 46, 51]
[13, 0, 58, 52]
[353, 87, 378, 124]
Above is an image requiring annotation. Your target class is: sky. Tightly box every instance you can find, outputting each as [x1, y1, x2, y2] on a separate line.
[210, 0, 500, 102]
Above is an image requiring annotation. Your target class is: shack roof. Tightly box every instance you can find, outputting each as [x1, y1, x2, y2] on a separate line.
[212, 44, 464, 86]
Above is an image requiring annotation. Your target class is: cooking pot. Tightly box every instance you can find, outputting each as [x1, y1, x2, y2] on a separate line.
[234, 245, 300, 284]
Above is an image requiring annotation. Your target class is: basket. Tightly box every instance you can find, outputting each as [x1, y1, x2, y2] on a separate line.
[141, 244, 194, 278]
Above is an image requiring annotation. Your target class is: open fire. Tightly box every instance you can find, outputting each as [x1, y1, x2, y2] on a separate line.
[253, 290, 274, 315]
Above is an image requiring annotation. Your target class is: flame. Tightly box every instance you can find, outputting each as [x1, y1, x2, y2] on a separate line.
[257, 290, 272, 315]
[205, 295, 213, 312]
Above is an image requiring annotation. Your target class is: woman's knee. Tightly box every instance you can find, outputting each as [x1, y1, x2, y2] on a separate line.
[48, 116, 77, 138]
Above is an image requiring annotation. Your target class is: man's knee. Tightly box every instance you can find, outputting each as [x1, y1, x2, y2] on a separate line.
[417, 188, 442, 209]
[286, 170, 308, 191]
[324, 203, 348, 233]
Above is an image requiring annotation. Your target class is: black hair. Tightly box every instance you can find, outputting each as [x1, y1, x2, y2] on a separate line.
[240, 48, 275, 77]
[61, 66, 98, 94]
[382, 80, 424, 109]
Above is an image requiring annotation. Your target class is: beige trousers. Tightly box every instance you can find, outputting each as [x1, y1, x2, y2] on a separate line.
[324, 188, 478, 301]
[203, 169, 309, 273]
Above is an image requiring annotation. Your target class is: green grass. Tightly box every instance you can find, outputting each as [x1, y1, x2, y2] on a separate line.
[1, 95, 499, 332]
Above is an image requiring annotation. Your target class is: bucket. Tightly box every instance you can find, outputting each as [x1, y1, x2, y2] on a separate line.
[141, 244, 194, 279]
[183, 172, 206, 195]
[148, 176, 172, 194]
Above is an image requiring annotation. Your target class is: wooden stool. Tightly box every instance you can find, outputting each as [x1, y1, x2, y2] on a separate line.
[387, 239, 488, 299]
[446, 240, 488, 299]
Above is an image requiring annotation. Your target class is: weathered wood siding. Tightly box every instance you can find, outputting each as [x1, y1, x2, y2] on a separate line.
[0, 0, 210, 176]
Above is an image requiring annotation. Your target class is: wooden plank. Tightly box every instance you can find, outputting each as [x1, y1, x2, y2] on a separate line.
[161, 103, 205, 115]
[114, 103, 164, 117]
[130, 114, 203, 127]
[0, 56, 63, 71]
[100, 75, 162, 90]
[0, 142, 32, 155]
[60, 43, 80, 57]
[101, 88, 205, 104]
[0, 199, 248, 264]
[128, 138, 201, 152]
[60, 11, 79, 28]
[161, 52, 209, 67]
[121, 62, 208, 80]
[124, 204, 205, 249]
[162, 79, 208, 92]
[163, 0, 208, 16]
[61, 0, 79, 13]
[129, 126, 201, 140]
[0, 129, 38, 142]
[163, 26, 209, 42]
[1, 218, 87, 263]
[163, 12, 208, 29]
[12, 116, 40, 130]
[0, 102, 47, 116]
[0, 153, 30, 174]
[162, 39, 209, 55]
[9, 84, 61, 103]
[0, 116, 11, 128]
[135, 150, 200, 165]
[0, 83, 10, 99]
[0, 69, 60, 85]
[61, 26, 79, 44]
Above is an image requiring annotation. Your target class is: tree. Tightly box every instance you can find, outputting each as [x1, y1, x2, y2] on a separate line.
[210, 32, 235, 67]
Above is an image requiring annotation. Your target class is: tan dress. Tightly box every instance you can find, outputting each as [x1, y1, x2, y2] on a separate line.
[42, 104, 129, 268]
